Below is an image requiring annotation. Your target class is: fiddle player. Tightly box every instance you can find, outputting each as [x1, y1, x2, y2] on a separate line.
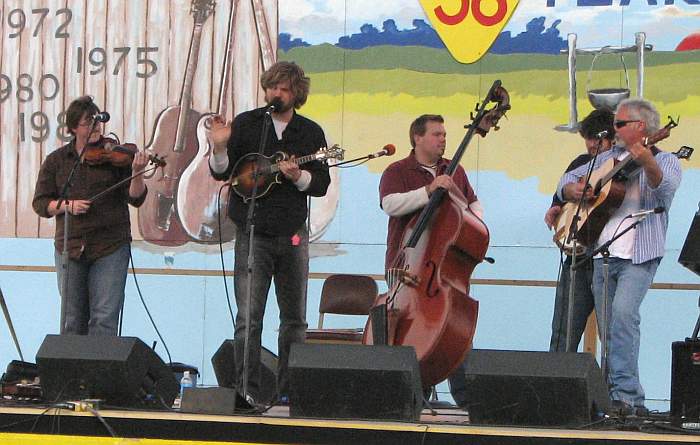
[379, 114, 483, 408]
[545, 109, 615, 352]
[32, 95, 149, 336]
[556, 98, 681, 415]
[208, 61, 330, 405]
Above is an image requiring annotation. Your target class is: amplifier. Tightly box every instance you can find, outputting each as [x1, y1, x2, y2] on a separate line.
[678, 211, 700, 277]
[671, 340, 700, 427]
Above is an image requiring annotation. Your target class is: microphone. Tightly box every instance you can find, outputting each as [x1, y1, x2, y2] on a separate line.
[628, 206, 665, 218]
[367, 144, 396, 159]
[266, 98, 283, 114]
[93, 111, 110, 123]
[596, 130, 609, 139]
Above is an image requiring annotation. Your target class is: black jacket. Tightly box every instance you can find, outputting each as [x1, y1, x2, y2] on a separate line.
[211, 106, 331, 236]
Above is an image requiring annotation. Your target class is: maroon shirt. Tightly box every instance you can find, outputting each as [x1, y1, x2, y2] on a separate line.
[379, 150, 478, 272]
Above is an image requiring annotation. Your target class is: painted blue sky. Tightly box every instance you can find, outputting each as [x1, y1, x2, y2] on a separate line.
[280, 0, 700, 51]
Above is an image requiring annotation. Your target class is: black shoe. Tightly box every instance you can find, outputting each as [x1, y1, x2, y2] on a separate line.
[608, 400, 635, 417]
[634, 405, 650, 417]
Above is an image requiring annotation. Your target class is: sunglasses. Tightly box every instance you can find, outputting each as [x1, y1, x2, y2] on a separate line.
[614, 120, 640, 129]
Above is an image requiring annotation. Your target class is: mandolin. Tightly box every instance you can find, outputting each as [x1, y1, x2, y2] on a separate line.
[230, 145, 344, 202]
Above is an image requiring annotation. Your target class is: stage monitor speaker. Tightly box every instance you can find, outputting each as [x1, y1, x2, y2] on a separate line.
[180, 386, 253, 415]
[461, 349, 609, 426]
[36, 335, 178, 409]
[679, 212, 700, 276]
[288, 343, 422, 421]
[671, 340, 700, 425]
[211, 339, 278, 405]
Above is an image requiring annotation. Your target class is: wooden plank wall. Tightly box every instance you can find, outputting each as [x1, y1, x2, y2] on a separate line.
[0, 0, 278, 240]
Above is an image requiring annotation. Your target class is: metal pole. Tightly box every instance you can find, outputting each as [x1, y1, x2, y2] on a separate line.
[567, 33, 578, 129]
[600, 254, 610, 382]
[635, 32, 646, 98]
[0, 287, 24, 361]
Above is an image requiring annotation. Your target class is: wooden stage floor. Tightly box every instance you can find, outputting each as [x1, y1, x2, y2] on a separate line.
[2, 402, 700, 444]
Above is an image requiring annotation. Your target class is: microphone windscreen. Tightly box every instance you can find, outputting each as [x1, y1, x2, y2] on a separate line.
[269, 97, 283, 110]
[384, 144, 396, 156]
[94, 111, 110, 123]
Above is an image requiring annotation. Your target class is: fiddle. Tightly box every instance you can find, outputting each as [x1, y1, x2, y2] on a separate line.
[83, 137, 138, 167]
[82, 137, 166, 169]
[85, 139, 167, 204]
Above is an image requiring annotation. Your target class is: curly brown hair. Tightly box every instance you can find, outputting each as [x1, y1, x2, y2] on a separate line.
[260, 61, 310, 109]
[579, 109, 615, 141]
[65, 96, 99, 135]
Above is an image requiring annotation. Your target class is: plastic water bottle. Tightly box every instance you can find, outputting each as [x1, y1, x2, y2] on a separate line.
[179, 370, 193, 401]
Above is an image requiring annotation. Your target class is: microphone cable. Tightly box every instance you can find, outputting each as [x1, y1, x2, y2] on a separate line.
[127, 245, 173, 365]
[217, 181, 237, 333]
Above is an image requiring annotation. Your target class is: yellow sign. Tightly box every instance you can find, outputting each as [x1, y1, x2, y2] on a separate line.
[419, 0, 520, 63]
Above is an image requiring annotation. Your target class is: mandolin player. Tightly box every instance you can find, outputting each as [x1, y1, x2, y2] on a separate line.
[556, 98, 682, 416]
[208, 61, 330, 406]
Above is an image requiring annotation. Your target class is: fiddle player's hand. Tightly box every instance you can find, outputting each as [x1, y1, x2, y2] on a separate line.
[132, 151, 149, 171]
[544, 206, 562, 230]
[563, 181, 594, 202]
[68, 199, 91, 215]
[426, 174, 458, 196]
[209, 115, 232, 155]
[278, 156, 301, 182]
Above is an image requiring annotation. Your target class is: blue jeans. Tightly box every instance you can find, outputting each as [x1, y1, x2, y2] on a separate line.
[549, 259, 595, 352]
[592, 257, 659, 407]
[233, 227, 309, 401]
[54, 243, 130, 336]
[448, 358, 468, 407]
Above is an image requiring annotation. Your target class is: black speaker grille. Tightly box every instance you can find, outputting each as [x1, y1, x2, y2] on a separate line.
[679, 213, 700, 276]
[288, 344, 422, 421]
[36, 335, 178, 408]
[462, 349, 609, 426]
[211, 339, 278, 405]
[671, 340, 700, 421]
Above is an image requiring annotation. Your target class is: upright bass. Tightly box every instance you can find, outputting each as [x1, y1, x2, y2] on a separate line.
[363, 81, 510, 387]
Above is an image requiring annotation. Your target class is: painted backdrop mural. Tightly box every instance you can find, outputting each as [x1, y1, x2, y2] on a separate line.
[1, 0, 699, 407]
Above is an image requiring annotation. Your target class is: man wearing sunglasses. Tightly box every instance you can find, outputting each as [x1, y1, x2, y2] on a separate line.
[556, 98, 682, 416]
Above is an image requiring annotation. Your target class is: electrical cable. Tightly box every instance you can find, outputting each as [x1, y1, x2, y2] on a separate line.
[128, 246, 172, 365]
[216, 182, 236, 332]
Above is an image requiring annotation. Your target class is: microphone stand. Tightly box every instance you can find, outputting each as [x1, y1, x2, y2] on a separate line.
[0, 286, 24, 361]
[691, 294, 700, 341]
[686, 203, 700, 342]
[572, 212, 651, 380]
[564, 138, 604, 352]
[330, 152, 385, 168]
[238, 106, 274, 410]
[55, 121, 100, 333]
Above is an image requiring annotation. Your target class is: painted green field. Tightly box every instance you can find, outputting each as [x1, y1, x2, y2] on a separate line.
[281, 45, 700, 109]
[279, 45, 699, 192]
[282, 44, 700, 74]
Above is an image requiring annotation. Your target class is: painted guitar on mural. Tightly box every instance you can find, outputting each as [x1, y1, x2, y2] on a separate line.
[139, 0, 215, 246]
